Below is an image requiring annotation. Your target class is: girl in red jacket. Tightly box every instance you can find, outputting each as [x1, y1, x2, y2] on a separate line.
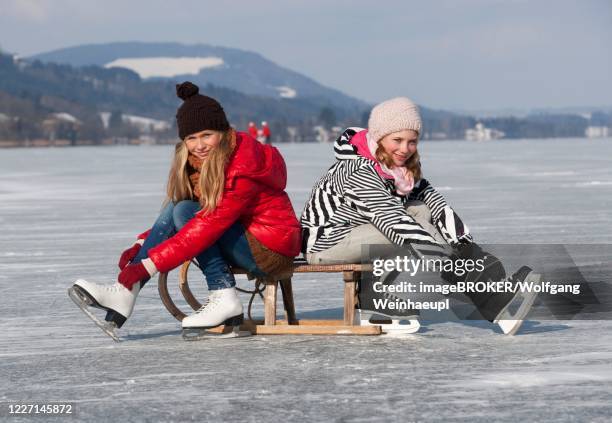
[69, 82, 301, 340]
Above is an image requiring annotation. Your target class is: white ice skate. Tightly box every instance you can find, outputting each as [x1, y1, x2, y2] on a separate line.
[355, 309, 421, 336]
[181, 287, 251, 341]
[494, 266, 541, 336]
[68, 279, 140, 342]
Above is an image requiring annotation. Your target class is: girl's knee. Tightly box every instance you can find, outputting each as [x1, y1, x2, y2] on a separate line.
[159, 201, 175, 214]
[156, 202, 176, 224]
[406, 201, 432, 221]
[172, 200, 199, 228]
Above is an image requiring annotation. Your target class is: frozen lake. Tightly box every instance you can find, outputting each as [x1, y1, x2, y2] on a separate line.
[1, 138, 612, 422]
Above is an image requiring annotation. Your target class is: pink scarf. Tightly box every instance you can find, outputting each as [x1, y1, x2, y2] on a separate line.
[350, 130, 414, 195]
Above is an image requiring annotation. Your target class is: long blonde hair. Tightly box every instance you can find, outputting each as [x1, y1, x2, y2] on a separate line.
[198, 129, 235, 213]
[165, 129, 236, 213]
[374, 139, 422, 181]
[165, 141, 192, 203]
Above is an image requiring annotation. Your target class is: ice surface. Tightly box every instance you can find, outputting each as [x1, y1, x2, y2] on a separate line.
[1, 138, 612, 422]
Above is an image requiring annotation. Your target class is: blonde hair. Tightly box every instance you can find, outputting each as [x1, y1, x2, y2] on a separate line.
[164, 129, 235, 213]
[374, 134, 422, 181]
[198, 129, 235, 213]
[165, 141, 192, 204]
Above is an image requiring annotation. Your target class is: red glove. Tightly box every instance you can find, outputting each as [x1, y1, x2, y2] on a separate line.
[118, 262, 151, 290]
[118, 243, 142, 270]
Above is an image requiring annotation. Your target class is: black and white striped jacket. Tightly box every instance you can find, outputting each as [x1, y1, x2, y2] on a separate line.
[300, 127, 472, 254]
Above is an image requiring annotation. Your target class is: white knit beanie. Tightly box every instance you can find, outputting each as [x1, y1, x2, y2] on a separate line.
[368, 97, 422, 143]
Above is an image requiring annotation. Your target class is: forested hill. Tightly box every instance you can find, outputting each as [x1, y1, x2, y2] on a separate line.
[0, 52, 370, 142]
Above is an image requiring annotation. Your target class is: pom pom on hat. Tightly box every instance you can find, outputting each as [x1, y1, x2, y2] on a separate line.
[368, 97, 422, 143]
[176, 81, 200, 100]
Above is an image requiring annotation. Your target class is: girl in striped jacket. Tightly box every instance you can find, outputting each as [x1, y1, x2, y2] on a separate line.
[301, 97, 470, 262]
[300, 97, 538, 335]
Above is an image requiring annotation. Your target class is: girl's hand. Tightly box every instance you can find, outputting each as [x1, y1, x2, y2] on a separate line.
[118, 243, 142, 269]
[118, 262, 151, 290]
[435, 206, 472, 247]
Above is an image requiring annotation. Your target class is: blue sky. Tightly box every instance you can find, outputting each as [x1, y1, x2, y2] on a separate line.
[1, 0, 610, 110]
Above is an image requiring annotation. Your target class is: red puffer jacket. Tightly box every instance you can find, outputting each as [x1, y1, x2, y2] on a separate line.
[146, 132, 301, 273]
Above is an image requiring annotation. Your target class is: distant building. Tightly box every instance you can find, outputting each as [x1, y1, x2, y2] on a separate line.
[585, 126, 610, 138]
[313, 125, 331, 143]
[286, 126, 299, 143]
[12, 54, 28, 71]
[42, 113, 81, 142]
[51, 113, 80, 124]
[429, 132, 449, 140]
[313, 125, 343, 143]
[465, 122, 505, 141]
[122, 114, 171, 133]
[98, 112, 170, 133]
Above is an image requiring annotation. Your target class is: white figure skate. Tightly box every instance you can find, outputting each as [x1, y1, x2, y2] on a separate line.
[68, 279, 140, 342]
[355, 309, 421, 336]
[181, 287, 251, 341]
[494, 266, 541, 335]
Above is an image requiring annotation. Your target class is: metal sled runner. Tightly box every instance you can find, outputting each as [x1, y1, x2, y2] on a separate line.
[158, 258, 382, 336]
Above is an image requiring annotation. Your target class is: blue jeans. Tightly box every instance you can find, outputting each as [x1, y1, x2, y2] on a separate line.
[133, 200, 265, 290]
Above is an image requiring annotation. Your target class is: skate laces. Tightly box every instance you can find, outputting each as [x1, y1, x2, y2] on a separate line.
[196, 292, 222, 313]
[110, 283, 132, 293]
[94, 282, 122, 293]
[110, 284, 123, 293]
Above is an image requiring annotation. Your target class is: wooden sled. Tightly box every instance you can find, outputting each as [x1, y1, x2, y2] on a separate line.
[158, 258, 381, 335]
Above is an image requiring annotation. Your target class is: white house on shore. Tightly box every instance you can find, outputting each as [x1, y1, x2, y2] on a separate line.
[465, 123, 505, 141]
[98, 112, 171, 133]
[585, 126, 610, 138]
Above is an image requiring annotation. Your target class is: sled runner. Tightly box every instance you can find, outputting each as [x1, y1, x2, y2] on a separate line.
[158, 258, 382, 336]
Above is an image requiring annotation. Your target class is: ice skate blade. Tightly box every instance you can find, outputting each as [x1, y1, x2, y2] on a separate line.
[362, 320, 421, 336]
[355, 310, 420, 335]
[182, 327, 252, 341]
[380, 330, 420, 338]
[494, 272, 541, 336]
[67, 286, 120, 342]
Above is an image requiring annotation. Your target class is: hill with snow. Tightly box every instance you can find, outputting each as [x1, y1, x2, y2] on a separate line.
[30, 42, 366, 111]
[0, 51, 375, 144]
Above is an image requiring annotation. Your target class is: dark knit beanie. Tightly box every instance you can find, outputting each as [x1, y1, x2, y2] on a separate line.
[175, 81, 230, 139]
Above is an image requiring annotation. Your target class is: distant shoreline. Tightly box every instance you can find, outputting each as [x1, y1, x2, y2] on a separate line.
[0, 138, 178, 149]
[2, 137, 610, 149]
